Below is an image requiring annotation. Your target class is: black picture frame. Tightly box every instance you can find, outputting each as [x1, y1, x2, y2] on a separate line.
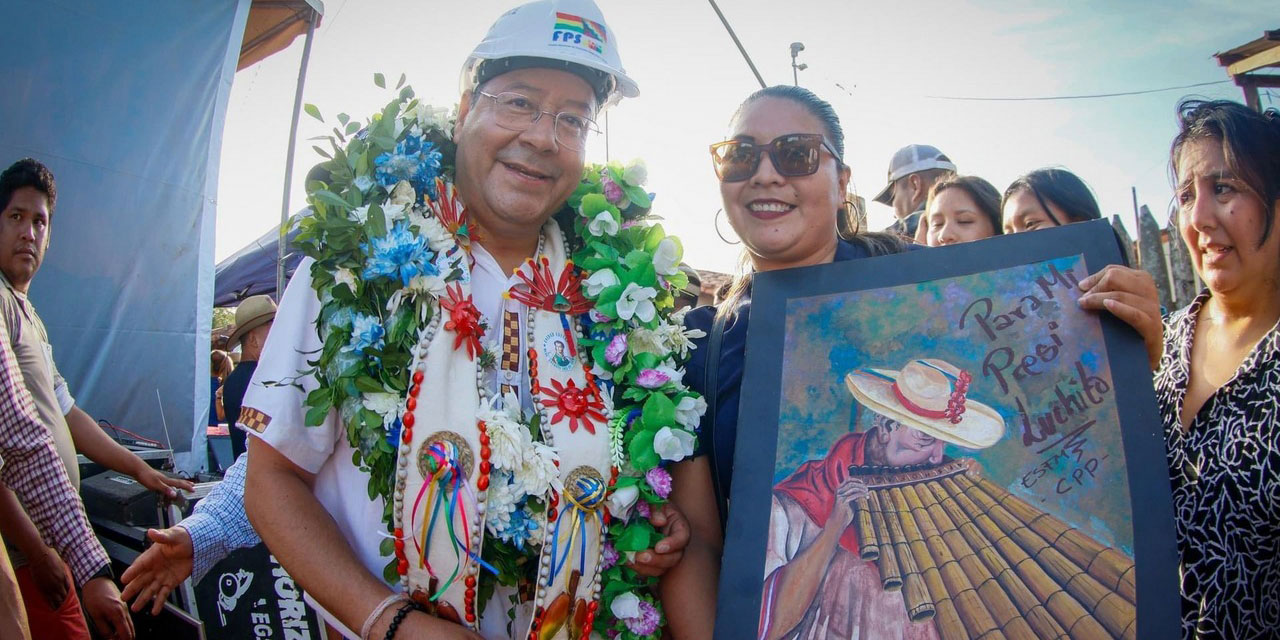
[714, 219, 1179, 640]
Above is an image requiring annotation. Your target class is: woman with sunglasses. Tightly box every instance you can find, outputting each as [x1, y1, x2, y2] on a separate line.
[659, 85, 910, 638]
[1001, 167, 1102, 233]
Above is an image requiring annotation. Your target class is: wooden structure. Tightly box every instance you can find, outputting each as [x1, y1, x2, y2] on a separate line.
[852, 459, 1137, 640]
[239, 0, 324, 70]
[1214, 30, 1280, 111]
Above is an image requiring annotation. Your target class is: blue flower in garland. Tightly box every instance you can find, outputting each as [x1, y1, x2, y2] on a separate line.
[385, 416, 402, 448]
[346, 312, 385, 353]
[373, 135, 442, 201]
[362, 221, 438, 286]
[495, 503, 540, 550]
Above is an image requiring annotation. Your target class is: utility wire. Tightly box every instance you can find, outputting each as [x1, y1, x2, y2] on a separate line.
[706, 0, 767, 89]
[924, 79, 1231, 102]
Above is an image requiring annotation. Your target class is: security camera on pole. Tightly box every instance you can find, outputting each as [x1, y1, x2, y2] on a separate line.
[790, 41, 807, 86]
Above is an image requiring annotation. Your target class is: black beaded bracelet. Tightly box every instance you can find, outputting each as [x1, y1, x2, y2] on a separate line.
[384, 600, 421, 640]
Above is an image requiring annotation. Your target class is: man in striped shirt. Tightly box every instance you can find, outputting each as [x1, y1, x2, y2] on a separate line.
[0, 311, 133, 639]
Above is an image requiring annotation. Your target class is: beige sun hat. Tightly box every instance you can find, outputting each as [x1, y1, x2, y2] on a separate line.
[226, 295, 277, 350]
[844, 358, 1004, 450]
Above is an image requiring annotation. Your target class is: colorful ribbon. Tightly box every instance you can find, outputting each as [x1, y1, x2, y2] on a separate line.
[547, 474, 606, 586]
[410, 442, 497, 601]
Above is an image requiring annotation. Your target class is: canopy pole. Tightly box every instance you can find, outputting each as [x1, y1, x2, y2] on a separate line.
[278, 10, 318, 299]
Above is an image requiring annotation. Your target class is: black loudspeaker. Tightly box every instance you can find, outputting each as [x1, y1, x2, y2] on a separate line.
[80, 470, 161, 527]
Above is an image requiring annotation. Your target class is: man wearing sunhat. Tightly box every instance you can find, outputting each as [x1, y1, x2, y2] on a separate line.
[758, 359, 1003, 640]
[220, 294, 276, 460]
[873, 144, 957, 242]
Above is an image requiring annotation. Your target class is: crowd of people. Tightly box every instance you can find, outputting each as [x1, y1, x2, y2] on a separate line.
[1, 0, 1278, 639]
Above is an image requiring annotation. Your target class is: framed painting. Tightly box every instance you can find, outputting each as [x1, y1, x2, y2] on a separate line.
[715, 220, 1179, 640]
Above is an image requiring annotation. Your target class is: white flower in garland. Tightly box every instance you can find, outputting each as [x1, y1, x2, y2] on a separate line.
[353, 175, 375, 193]
[412, 214, 455, 253]
[607, 484, 639, 521]
[616, 283, 657, 323]
[480, 395, 565, 498]
[388, 180, 416, 207]
[333, 268, 358, 293]
[349, 204, 371, 224]
[653, 426, 696, 462]
[482, 410, 528, 473]
[583, 269, 619, 297]
[362, 392, 401, 426]
[675, 395, 707, 430]
[652, 237, 682, 277]
[383, 202, 409, 223]
[622, 158, 647, 186]
[407, 274, 446, 298]
[627, 327, 667, 357]
[588, 210, 620, 237]
[657, 321, 705, 359]
[611, 591, 641, 619]
[517, 441, 562, 498]
[414, 103, 453, 137]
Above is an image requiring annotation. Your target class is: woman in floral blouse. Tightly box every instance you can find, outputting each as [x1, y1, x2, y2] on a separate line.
[1088, 99, 1280, 639]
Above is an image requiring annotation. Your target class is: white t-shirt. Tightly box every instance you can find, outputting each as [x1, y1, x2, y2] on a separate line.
[243, 245, 532, 638]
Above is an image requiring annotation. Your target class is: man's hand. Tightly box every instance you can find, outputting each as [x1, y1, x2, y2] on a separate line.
[82, 576, 135, 640]
[826, 478, 869, 532]
[627, 503, 691, 577]
[121, 527, 193, 615]
[26, 544, 70, 608]
[132, 464, 195, 499]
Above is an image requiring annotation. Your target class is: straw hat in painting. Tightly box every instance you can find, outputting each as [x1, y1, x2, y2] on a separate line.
[845, 358, 1004, 450]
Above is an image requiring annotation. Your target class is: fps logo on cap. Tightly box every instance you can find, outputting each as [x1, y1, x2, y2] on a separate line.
[551, 11, 606, 55]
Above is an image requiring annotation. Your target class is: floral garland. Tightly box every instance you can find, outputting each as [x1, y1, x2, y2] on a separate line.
[295, 76, 705, 639]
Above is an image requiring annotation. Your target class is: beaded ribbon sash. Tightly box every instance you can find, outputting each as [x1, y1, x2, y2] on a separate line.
[393, 220, 612, 638]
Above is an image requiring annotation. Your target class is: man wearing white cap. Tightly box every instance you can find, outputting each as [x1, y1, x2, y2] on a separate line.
[243, 2, 688, 639]
[872, 144, 957, 242]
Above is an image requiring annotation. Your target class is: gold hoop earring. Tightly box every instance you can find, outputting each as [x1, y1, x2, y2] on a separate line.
[843, 199, 860, 235]
[714, 208, 741, 245]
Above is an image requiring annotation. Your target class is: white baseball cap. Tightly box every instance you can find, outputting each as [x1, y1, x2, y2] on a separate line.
[872, 144, 957, 206]
[459, 0, 639, 107]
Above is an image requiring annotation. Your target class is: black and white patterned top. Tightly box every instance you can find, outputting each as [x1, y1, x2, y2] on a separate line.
[1155, 290, 1280, 639]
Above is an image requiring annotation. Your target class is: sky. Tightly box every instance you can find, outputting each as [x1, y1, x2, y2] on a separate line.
[214, 0, 1277, 275]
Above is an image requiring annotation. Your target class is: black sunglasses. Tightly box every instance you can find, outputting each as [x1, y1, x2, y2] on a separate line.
[709, 133, 841, 182]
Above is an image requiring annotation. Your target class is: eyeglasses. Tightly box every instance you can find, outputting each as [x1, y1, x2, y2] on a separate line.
[476, 91, 599, 151]
[709, 134, 841, 182]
